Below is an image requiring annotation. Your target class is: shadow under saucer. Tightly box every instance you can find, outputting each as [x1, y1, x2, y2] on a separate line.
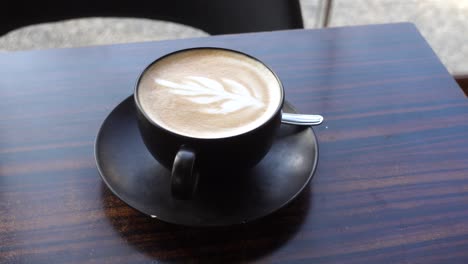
[100, 182, 313, 262]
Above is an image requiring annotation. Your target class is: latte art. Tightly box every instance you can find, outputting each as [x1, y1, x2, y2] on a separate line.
[154, 76, 264, 115]
[137, 49, 282, 138]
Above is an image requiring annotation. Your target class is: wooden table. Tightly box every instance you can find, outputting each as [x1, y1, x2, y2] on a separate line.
[1, 23, 468, 263]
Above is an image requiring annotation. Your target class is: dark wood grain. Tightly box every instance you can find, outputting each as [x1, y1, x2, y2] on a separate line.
[1, 23, 468, 263]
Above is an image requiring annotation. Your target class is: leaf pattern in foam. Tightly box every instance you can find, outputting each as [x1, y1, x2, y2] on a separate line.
[155, 76, 264, 114]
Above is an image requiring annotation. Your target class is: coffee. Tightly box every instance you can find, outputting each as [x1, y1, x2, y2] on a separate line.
[137, 49, 282, 138]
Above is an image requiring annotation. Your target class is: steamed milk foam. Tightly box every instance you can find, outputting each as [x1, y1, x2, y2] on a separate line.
[137, 49, 282, 138]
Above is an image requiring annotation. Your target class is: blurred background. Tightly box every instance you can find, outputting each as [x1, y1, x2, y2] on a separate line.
[1, 0, 467, 75]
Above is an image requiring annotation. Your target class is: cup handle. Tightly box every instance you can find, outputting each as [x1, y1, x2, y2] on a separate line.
[171, 146, 198, 200]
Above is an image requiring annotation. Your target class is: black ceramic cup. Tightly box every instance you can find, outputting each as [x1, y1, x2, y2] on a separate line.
[134, 47, 284, 200]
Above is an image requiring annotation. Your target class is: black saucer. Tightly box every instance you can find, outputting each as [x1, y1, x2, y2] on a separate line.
[95, 96, 318, 226]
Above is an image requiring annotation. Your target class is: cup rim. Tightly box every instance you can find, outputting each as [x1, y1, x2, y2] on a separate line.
[133, 47, 285, 140]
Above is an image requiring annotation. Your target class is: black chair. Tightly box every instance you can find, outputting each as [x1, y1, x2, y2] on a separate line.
[455, 75, 468, 97]
[1, 0, 303, 36]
